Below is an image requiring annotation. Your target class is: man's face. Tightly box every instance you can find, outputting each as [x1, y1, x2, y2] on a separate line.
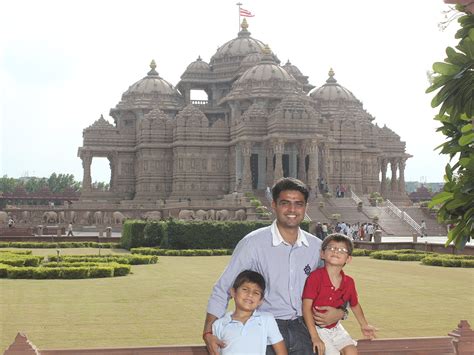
[271, 190, 307, 230]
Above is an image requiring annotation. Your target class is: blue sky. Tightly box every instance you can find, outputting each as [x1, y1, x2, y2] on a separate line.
[0, 0, 459, 183]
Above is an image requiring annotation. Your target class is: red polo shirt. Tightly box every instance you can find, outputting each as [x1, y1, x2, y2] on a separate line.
[302, 267, 358, 328]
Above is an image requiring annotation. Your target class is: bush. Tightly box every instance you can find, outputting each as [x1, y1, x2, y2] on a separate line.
[60, 267, 89, 279]
[32, 268, 62, 279]
[143, 222, 167, 247]
[121, 220, 147, 249]
[398, 254, 427, 261]
[351, 249, 372, 257]
[110, 263, 131, 276]
[422, 256, 444, 266]
[441, 258, 462, 267]
[89, 266, 114, 278]
[460, 260, 474, 268]
[0, 263, 11, 277]
[370, 251, 399, 260]
[0, 250, 32, 255]
[7, 267, 36, 279]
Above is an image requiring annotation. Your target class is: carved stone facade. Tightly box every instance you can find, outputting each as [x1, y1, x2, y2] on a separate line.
[78, 20, 410, 202]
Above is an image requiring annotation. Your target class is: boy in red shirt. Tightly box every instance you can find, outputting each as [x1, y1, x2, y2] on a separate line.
[302, 233, 376, 354]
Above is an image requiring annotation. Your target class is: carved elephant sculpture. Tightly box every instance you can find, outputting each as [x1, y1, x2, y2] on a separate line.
[207, 209, 216, 221]
[68, 211, 77, 224]
[58, 211, 66, 224]
[178, 209, 195, 220]
[194, 209, 208, 221]
[43, 211, 58, 224]
[94, 211, 103, 225]
[233, 209, 247, 221]
[216, 209, 230, 221]
[112, 211, 127, 224]
[20, 211, 30, 224]
[103, 212, 112, 225]
[0, 211, 8, 225]
[80, 211, 92, 225]
[143, 211, 162, 221]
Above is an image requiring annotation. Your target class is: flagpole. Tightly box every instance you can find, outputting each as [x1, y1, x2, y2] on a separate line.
[236, 2, 242, 31]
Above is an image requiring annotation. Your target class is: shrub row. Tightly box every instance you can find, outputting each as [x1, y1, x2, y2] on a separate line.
[422, 256, 474, 268]
[131, 247, 233, 256]
[42, 261, 131, 276]
[0, 263, 131, 279]
[0, 242, 121, 249]
[351, 249, 373, 257]
[121, 220, 310, 250]
[47, 254, 158, 265]
[0, 250, 32, 255]
[370, 250, 474, 267]
[0, 253, 44, 267]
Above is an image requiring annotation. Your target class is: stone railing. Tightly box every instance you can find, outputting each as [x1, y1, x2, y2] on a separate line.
[4, 320, 474, 355]
[350, 190, 362, 205]
[386, 199, 421, 234]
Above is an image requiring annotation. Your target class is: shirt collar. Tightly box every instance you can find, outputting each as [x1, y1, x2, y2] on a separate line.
[222, 310, 261, 325]
[271, 220, 309, 247]
[321, 266, 347, 288]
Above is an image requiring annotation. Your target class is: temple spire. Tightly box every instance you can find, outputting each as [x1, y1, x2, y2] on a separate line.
[147, 59, 159, 76]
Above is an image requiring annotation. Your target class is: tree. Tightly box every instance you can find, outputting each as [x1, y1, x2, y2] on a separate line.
[0, 175, 18, 193]
[47, 173, 80, 193]
[427, 3, 474, 248]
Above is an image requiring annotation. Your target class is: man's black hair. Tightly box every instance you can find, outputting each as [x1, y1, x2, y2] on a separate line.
[232, 270, 266, 297]
[321, 233, 354, 255]
[271, 177, 309, 203]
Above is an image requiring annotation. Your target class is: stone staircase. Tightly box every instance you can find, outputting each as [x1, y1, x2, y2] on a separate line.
[252, 191, 447, 237]
[403, 206, 447, 236]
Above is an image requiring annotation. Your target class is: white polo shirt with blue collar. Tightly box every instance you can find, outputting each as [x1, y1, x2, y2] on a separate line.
[212, 310, 283, 355]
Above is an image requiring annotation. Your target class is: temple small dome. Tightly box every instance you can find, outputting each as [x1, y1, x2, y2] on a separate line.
[309, 69, 359, 103]
[210, 19, 266, 63]
[181, 56, 211, 79]
[123, 60, 181, 97]
[221, 47, 302, 102]
[282, 60, 303, 78]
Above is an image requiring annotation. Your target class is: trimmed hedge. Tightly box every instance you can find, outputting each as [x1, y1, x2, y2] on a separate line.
[0, 253, 44, 267]
[121, 220, 147, 249]
[0, 242, 120, 249]
[131, 247, 232, 256]
[370, 250, 474, 268]
[47, 254, 158, 265]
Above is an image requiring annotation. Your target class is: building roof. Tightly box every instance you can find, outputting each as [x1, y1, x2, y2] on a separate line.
[309, 69, 359, 103]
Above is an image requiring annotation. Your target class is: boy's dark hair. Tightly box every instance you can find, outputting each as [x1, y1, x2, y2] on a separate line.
[272, 177, 309, 203]
[232, 270, 266, 296]
[321, 233, 354, 255]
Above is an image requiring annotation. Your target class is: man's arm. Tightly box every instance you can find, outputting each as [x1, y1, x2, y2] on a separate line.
[203, 313, 225, 355]
[312, 306, 345, 327]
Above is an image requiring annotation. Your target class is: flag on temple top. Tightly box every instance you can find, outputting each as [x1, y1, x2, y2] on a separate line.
[240, 8, 254, 17]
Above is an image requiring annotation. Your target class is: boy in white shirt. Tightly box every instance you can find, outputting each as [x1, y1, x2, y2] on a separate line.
[211, 270, 287, 355]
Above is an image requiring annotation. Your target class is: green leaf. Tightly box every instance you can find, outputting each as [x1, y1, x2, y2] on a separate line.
[461, 123, 473, 133]
[459, 132, 474, 146]
[430, 191, 453, 206]
[432, 62, 461, 76]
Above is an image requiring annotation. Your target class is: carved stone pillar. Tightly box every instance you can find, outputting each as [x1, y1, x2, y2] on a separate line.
[298, 142, 307, 183]
[321, 143, 330, 187]
[266, 144, 274, 187]
[398, 158, 406, 193]
[307, 140, 319, 189]
[241, 142, 253, 192]
[380, 158, 387, 194]
[81, 152, 92, 192]
[273, 140, 285, 182]
[390, 158, 398, 193]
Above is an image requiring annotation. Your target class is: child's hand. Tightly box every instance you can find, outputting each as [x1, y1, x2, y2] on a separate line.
[311, 336, 325, 355]
[361, 324, 377, 339]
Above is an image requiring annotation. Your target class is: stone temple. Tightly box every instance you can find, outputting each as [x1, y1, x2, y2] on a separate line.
[78, 19, 410, 205]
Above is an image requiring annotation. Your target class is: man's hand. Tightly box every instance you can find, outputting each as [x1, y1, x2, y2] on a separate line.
[312, 306, 344, 327]
[203, 333, 225, 355]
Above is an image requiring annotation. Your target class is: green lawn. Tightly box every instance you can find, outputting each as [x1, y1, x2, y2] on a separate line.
[0, 248, 473, 351]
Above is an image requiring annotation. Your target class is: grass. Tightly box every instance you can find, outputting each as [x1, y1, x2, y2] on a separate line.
[0, 248, 473, 351]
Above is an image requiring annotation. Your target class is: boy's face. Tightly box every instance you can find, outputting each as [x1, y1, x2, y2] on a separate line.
[230, 281, 264, 313]
[321, 241, 352, 266]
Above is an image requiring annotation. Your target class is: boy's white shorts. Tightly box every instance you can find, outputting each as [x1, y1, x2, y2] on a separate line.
[317, 323, 357, 354]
